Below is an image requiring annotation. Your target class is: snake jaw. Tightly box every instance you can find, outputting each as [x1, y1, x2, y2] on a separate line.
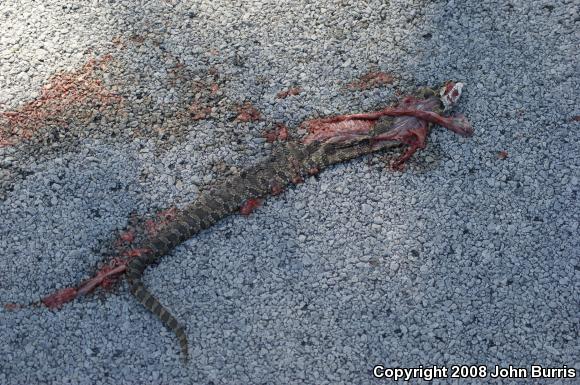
[440, 81, 464, 111]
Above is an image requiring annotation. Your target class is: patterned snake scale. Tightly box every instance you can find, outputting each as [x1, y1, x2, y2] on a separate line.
[125, 83, 472, 361]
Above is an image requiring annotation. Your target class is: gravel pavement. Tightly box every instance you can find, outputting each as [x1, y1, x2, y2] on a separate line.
[0, 1, 578, 384]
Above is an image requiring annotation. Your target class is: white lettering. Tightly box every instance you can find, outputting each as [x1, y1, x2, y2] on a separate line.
[373, 365, 384, 378]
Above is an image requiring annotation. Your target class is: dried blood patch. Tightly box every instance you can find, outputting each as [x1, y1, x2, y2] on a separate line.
[236, 101, 261, 122]
[276, 87, 302, 99]
[0, 54, 122, 147]
[264, 130, 277, 143]
[3, 303, 22, 311]
[277, 123, 289, 141]
[189, 102, 212, 120]
[129, 34, 146, 44]
[264, 123, 289, 142]
[497, 150, 509, 160]
[183, 66, 223, 122]
[347, 71, 394, 90]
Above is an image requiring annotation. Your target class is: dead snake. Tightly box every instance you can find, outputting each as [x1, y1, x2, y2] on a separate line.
[125, 82, 473, 361]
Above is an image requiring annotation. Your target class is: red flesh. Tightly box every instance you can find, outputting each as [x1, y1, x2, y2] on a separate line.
[444, 82, 455, 94]
[39, 246, 152, 309]
[302, 97, 472, 168]
[41, 287, 78, 309]
[302, 119, 377, 144]
[118, 230, 135, 243]
[303, 107, 472, 139]
[240, 198, 263, 216]
[35, 89, 472, 311]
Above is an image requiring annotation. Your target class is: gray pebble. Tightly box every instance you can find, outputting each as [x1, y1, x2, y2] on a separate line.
[0, 0, 577, 384]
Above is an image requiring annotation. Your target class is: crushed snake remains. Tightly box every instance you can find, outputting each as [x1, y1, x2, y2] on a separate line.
[36, 81, 473, 362]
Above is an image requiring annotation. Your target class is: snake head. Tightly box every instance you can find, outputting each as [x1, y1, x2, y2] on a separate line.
[439, 81, 464, 111]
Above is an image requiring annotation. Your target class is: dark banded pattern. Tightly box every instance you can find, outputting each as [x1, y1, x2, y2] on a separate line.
[124, 86, 456, 361]
[126, 143, 316, 362]
[130, 281, 189, 359]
